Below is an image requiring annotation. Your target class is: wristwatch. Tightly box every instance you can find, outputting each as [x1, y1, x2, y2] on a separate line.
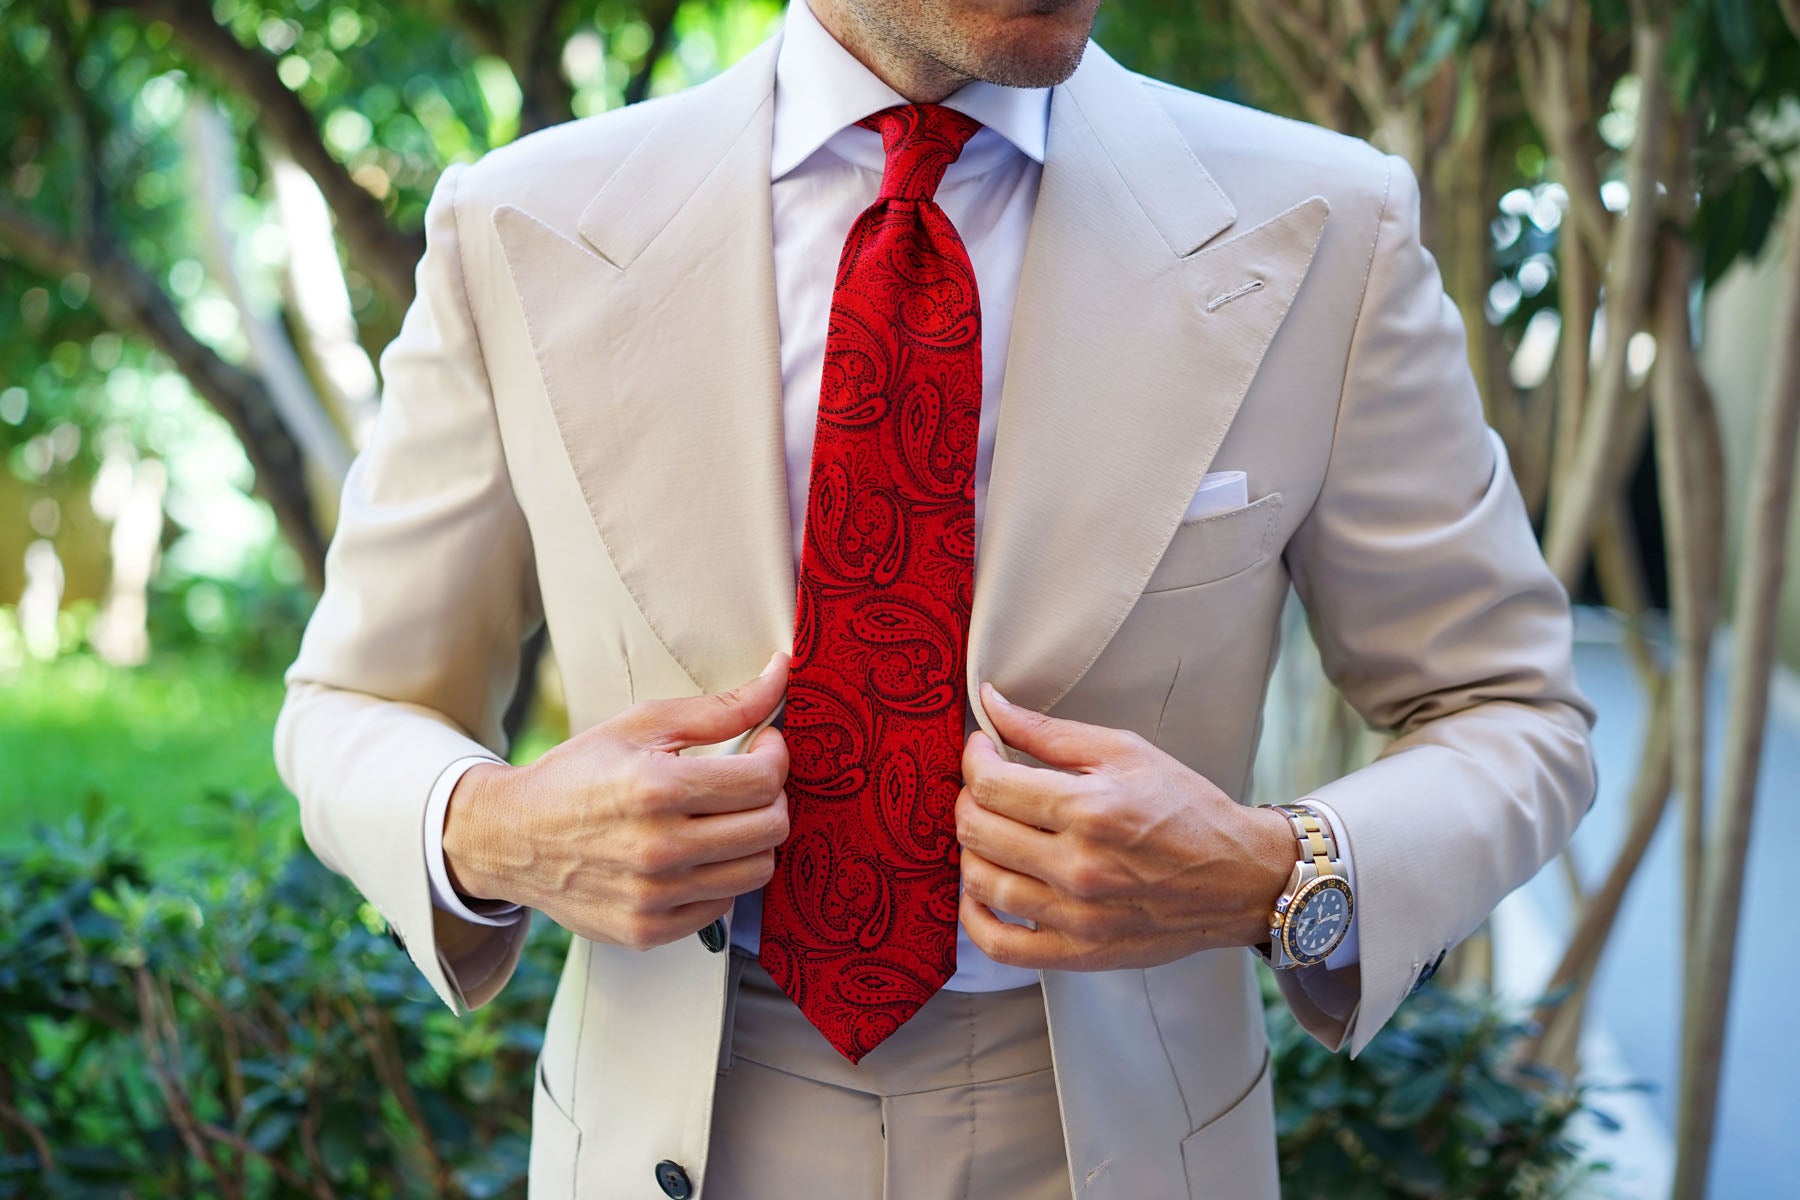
[1264, 803, 1354, 969]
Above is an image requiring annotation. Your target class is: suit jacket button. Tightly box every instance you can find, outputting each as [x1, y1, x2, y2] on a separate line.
[698, 919, 727, 953]
[654, 1160, 693, 1198]
[1410, 948, 1447, 994]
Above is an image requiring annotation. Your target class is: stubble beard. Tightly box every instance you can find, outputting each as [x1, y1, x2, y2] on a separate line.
[843, 0, 1096, 96]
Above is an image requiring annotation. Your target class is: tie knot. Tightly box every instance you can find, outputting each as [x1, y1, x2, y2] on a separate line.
[858, 104, 983, 202]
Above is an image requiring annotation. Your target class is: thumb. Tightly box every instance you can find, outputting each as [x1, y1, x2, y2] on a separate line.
[980, 682, 1107, 771]
[620, 652, 789, 751]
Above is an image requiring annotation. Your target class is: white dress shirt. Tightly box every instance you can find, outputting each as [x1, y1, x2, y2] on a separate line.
[423, 0, 1358, 989]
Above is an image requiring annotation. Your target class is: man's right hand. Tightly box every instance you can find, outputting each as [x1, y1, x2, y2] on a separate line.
[441, 653, 791, 950]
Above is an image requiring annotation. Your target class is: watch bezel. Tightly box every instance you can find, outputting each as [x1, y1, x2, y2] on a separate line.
[1278, 874, 1354, 967]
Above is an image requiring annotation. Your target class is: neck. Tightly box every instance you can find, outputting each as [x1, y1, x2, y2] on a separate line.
[805, 0, 970, 104]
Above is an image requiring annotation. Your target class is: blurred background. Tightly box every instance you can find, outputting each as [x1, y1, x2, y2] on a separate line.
[1, 0, 1796, 1196]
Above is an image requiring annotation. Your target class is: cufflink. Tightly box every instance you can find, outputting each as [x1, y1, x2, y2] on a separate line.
[1409, 948, 1446, 994]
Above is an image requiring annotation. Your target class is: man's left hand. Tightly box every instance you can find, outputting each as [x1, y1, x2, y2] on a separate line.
[956, 682, 1295, 972]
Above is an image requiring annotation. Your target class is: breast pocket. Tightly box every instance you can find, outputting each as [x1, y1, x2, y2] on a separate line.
[1143, 491, 1284, 594]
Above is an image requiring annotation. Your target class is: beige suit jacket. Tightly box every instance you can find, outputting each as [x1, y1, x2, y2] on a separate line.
[276, 31, 1597, 1200]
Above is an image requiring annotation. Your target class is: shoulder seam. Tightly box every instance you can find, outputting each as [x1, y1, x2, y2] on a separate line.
[443, 162, 541, 669]
[444, 163, 498, 404]
[1288, 153, 1397, 551]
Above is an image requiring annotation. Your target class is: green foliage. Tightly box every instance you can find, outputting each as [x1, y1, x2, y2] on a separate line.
[0, 2, 194, 485]
[0, 0, 785, 390]
[1091, 1, 1257, 102]
[0, 798, 568, 1199]
[0, 650, 290, 870]
[145, 548, 313, 675]
[1265, 973, 1611, 1198]
[0, 0, 791, 606]
[1676, 0, 1800, 286]
[0, 803, 1605, 1196]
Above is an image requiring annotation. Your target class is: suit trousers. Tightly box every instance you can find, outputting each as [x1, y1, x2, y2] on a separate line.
[705, 950, 1072, 1199]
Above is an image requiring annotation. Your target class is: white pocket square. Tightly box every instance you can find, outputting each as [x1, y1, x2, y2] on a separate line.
[1183, 470, 1249, 520]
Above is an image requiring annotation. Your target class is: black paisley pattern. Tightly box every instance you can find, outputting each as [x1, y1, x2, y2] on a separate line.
[759, 104, 984, 1064]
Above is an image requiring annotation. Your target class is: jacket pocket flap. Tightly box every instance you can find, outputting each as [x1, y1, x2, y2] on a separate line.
[1178, 1049, 1278, 1198]
[1145, 492, 1284, 594]
[528, 1055, 582, 1200]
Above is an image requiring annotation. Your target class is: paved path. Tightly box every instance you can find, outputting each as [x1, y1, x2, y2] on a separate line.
[1511, 610, 1800, 1197]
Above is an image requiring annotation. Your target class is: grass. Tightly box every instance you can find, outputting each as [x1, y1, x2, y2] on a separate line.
[0, 651, 291, 870]
[0, 648, 566, 872]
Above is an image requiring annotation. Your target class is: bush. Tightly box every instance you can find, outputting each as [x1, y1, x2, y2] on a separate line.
[0, 800, 1606, 1198]
[1266, 974, 1610, 1197]
[0, 796, 564, 1199]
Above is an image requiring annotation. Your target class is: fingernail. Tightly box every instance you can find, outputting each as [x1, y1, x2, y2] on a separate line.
[984, 683, 1011, 707]
[762, 652, 785, 677]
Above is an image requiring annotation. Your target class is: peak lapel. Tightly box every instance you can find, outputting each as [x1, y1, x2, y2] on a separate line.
[968, 46, 1330, 729]
[493, 41, 793, 696]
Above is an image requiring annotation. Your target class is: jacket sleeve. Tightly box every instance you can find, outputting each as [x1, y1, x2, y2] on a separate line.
[274, 163, 541, 1015]
[1276, 154, 1597, 1055]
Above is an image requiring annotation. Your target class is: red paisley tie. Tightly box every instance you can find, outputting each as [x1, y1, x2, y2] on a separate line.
[760, 104, 984, 1063]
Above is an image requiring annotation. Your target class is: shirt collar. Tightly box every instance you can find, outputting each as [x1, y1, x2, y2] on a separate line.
[771, 0, 1050, 180]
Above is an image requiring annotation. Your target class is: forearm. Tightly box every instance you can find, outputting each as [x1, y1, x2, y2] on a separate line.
[1302, 695, 1595, 1054]
[441, 759, 531, 905]
[1274, 153, 1596, 1052]
[275, 681, 530, 1013]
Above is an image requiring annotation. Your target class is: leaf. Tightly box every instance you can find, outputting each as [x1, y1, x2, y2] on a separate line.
[1740, 167, 1783, 264]
[1585, 1104, 1624, 1133]
[1388, 0, 1430, 53]
[248, 1111, 296, 1155]
[1462, 1070, 1536, 1132]
[1404, 21, 1467, 92]
[453, 1134, 530, 1199]
[318, 1117, 363, 1181]
[1713, 0, 1761, 69]
[1698, 165, 1785, 287]
[1357, 1123, 1448, 1193]
[1378, 1064, 1454, 1127]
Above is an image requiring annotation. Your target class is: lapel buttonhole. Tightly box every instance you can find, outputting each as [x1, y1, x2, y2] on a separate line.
[1204, 278, 1265, 314]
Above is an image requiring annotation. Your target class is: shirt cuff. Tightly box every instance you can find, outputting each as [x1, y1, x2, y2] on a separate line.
[424, 754, 527, 927]
[1300, 797, 1359, 969]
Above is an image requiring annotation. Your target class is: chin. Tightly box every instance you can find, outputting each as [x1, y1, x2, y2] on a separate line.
[935, 0, 1101, 89]
[961, 35, 1090, 89]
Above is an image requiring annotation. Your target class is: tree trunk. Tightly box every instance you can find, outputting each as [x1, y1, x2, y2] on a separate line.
[1541, 19, 1669, 587]
[0, 204, 329, 586]
[103, 0, 425, 308]
[1672, 186, 1800, 1200]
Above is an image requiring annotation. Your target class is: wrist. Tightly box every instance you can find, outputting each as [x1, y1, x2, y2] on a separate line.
[442, 760, 523, 904]
[1263, 802, 1355, 968]
[1232, 803, 1300, 948]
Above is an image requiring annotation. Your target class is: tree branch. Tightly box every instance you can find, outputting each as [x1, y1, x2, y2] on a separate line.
[1256, 0, 1341, 72]
[1673, 181, 1800, 1200]
[1542, 18, 1671, 586]
[1338, 0, 1394, 122]
[0, 1096, 54, 1175]
[625, 0, 682, 107]
[1226, 0, 1346, 130]
[438, 0, 510, 57]
[430, 0, 574, 133]
[1648, 217, 1724, 971]
[98, 0, 424, 307]
[0, 201, 328, 585]
[516, 0, 575, 132]
[1524, 681, 1672, 1065]
[1521, 12, 1613, 266]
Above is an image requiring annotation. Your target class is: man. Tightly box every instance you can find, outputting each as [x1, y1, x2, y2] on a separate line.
[275, 0, 1597, 1195]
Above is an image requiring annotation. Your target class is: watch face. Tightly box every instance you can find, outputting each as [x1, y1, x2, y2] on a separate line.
[1288, 879, 1352, 964]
